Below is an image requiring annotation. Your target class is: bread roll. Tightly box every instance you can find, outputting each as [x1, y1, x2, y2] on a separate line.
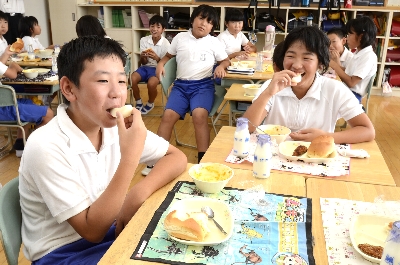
[291, 74, 302, 83]
[110, 105, 133, 118]
[307, 135, 335, 158]
[164, 210, 210, 242]
[9, 38, 24, 52]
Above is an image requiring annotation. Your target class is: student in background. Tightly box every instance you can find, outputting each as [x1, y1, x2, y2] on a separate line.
[0, 0, 24, 44]
[19, 36, 186, 264]
[243, 26, 375, 144]
[131, 15, 170, 115]
[329, 17, 377, 103]
[217, 8, 256, 59]
[155, 4, 229, 168]
[76, 15, 108, 38]
[19, 15, 54, 51]
[327, 27, 353, 69]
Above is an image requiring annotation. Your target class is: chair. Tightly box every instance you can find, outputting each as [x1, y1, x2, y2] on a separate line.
[160, 57, 228, 149]
[364, 73, 376, 115]
[124, 53, 133, 104]
[0, 177, 22, 265]
[0, 85, 29, 155]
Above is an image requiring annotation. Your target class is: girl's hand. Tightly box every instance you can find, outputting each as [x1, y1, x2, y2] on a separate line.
[290, 128, 327, 142]
[264, 70, 298, 96]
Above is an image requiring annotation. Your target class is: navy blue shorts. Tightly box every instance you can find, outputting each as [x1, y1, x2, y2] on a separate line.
[166, 78, 215, 120]
[351, 91, 362, 103]
[32, 225, 116, 265]
[0, 98, 47, 125]
[135, 66, 157, 82]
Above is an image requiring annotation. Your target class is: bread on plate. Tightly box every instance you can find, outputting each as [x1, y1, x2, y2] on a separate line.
[9, 38, 24, 52]
[307, 135, 335, 158]
[164, 210, 210, 242]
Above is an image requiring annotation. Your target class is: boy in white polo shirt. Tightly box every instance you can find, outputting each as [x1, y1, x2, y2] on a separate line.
[244, 26, 375, 144]
[155, 4, 230, 164]
[327, 27, 353, 69]
[132, 15, 170, 115]
[18, 36, 187, 264]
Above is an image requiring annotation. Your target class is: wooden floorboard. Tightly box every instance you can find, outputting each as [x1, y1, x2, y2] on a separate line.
[1, 88, 400, 264]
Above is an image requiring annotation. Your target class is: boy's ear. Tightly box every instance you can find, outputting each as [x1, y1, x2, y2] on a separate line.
[60, 76, 78, 102]
[341, 37, 347, 46]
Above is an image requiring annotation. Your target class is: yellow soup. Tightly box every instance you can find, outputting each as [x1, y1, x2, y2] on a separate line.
[192, 164, 232, 182]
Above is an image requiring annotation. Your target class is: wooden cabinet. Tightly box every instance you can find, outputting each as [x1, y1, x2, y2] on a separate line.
[48, 0, 77, 45]
[55, 0, 400, 95]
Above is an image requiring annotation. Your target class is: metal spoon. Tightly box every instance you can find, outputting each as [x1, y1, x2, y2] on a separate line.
[201, 206, 227, 234]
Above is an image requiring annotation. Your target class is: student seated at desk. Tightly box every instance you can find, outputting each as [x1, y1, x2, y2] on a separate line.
[76, 15, 109, 38]
[18, 36, 187, 264]
[329, 17, 377, 103]
[327, 27, 353, 69]
[131, 15, 170, 115]
[243, 26, 375, 144]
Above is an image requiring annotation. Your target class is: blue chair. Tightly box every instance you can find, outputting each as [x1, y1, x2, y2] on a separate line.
[0, 177, 22, 265]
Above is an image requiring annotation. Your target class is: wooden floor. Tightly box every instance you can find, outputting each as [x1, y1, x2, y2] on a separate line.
[1, 87, 400, 264]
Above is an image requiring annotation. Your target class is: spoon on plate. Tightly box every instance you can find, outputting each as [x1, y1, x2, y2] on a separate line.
[201, 206, 227, 234]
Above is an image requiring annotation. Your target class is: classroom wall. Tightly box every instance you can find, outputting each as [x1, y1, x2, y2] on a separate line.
[24, 0, 51, 48]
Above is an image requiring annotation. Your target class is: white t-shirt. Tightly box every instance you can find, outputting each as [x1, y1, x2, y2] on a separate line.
[340, 47, 353, 68]
[168, 29, 228, 80]
[22, 36, 45, 51]
[217, 29, 249, 55]
[253, 74, 364, 133]
[345, 45, 377, 97]
[140, 35, 170, 67]
[0, 61, 8, 75]
[0, 36, 8, 55]
[19, 104, 170, 261]
[0, 0, 24, 13]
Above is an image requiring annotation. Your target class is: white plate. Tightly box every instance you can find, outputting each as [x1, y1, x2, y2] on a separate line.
[17, 52, 28, 58]
[227, 66, 254, 72]
[350, 214, 398, 263]
[29, 68, 50, 75]
[278, 141, 337, 163]
[165, 197, 234, 246]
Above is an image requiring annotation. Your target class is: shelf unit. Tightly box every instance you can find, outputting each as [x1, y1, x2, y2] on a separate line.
[50, 1, 400, 95]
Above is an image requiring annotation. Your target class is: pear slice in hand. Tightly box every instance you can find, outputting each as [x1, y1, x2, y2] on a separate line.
[110, 105, 133, 118]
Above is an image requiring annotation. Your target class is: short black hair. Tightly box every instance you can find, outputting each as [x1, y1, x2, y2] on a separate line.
[57, 36, 126, 104]
[272, 41, 284, 71]
[19, 16, 39, 38]
[225, 8, 244, 23]
[283, 26, 330, 73]
[149, 15, 167, 29]
[76, 15, 107, 38]
[0, 11, 8, 22]
[345, 16, 377, 49]
[190, 4, 219, 34]
[327, 27, 346, 39]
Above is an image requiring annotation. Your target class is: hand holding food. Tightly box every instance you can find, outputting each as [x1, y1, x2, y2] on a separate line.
[291, 74, 302, 83]
[110, 105, 133, 118]
[164, 210, 210, 242]
[9, 38, 24, 52]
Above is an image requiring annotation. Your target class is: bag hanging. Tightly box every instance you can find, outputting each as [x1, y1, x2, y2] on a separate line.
[319, 0, 344, 32]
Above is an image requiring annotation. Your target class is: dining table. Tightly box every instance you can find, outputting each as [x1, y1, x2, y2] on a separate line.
[225, 57, 274, 84]
[6, 58, 52, 67]
[98, 163, 307, 264]
[307, 178, 400, 265]
[224, 83, 257, 126]
[201, 126, 395, 186]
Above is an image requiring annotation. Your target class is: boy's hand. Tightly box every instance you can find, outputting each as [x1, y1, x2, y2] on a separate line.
[8, 62, 23, 72]
[329, 50, 340, 65]
[214, 65, 226, 79]
[146, 50, 160, 62]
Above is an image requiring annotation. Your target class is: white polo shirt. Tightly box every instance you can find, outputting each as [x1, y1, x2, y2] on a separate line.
[340, 47, 353, 68]
[168, 29, 228, 80]
[140, 35, 170, 67]
[0, 61, 8, 75]
[19, 104, 170, 261]
[345, 45, 377, 97]
[0, 0, 25, 13]
[253, 74, 363, 133]
[217, 29, 249, 55]
[0, 36, 8, 55]
[22, 36, 45, 51]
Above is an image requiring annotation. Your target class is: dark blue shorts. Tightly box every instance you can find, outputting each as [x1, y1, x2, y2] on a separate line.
[165, 78, 215, 120]
[351, 91, 362, 103]
[32, 225, 116, 265]
[135, 66, 157, 82]
[0, 98, 47, 125]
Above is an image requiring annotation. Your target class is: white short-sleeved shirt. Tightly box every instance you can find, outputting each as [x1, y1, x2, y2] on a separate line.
[19, 104, 170, 261]
[168, 29, 228, 80]
[217, 29, 249, 55]
[340, 47, 353, 68]
[345, 45, 377, 97]
[0, 62, 8, 75]
[139, 35, 170, 67]
[253, 74, 364, 133]
[0, 0, 24, 13]
[0, 36, 8, 55]
[22, 36, 45, 51]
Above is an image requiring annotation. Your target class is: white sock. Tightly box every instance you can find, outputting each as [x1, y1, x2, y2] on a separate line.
[136, 99, 142, 105]
[147, 102, 154, 107]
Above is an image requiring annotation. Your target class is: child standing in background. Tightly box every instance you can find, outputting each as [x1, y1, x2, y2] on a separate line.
[19, 16, 54, 51]
[155, 4, 229, 166]
[329, 17, 377, 103]
[327, 27, 353, 69]
[217, 8, 256, 59]
[132, 15, 170, 115]
[76, 15, 108, 38]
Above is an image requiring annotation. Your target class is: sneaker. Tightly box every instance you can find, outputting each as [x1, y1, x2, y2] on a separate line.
[13, 138, 24, 158]
[141, 165, 153, 176]
[135, 103, 143, 111]
[140, 103, 154, 115]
